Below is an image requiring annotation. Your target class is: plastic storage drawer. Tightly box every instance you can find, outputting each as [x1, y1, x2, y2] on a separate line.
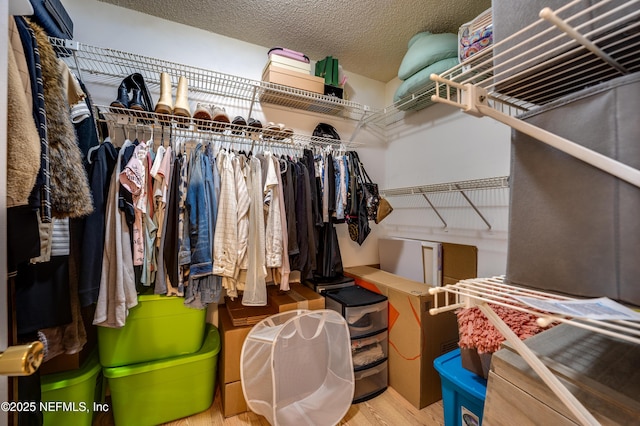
[434, 349, 487, 426]
[304, 274, 355, 293]
[104, 325, 220, 426]
[353, 359, 388, 403]
[98, 294, 206, 367]
[352, 329, 388, 370]
[40, 351, 103, 426]
[324, 286, 388, 338]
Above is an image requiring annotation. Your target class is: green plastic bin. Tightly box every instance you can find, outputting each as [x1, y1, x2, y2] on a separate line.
[98, 294, 206, 367]
[104, 325, 220, 426]
[40, 351, 103, 426]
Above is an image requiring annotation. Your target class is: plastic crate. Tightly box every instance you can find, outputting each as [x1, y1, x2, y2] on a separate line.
[104, 325, 220, 426]
[40, 351, 103, 426]
[434, 349, 487, 426]
[98, 294, 206, 367]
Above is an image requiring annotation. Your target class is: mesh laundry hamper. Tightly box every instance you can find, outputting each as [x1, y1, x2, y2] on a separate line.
[241, 309, 355, 425]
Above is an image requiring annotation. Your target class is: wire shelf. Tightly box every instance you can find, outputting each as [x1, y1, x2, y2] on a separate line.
[50, 38, 375, 122]
[431, 0, 640, 114]
[380, 176, 509, 197]
[97, 105, 362, 150]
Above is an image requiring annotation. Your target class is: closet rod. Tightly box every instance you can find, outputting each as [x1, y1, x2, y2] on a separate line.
[98, 106, 363, 150]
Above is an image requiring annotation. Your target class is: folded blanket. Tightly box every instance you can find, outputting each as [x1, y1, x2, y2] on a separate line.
[394, 57, 459, 108]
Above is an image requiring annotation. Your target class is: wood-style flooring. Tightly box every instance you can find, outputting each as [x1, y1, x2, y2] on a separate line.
[94, 386, 444, 425]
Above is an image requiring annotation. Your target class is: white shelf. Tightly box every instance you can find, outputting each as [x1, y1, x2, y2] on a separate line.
[50, 38, 376, 123]
[430, 276, 640, 426]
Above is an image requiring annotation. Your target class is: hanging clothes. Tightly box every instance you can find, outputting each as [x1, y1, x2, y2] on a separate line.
[94, 140, 138, 328]
[243, 156, 267, 306]
[272, 155, 291, 290]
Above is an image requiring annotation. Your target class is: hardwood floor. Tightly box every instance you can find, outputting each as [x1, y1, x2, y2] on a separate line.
[95, 386, 444, 425]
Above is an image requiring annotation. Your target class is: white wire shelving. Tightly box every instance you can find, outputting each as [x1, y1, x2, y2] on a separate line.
[380, 176, 509, 229]
[49, 38, 377, 125]
[429, 277, 640, 425]
[430, 0, 640, 188]
[96, 105, 362, 152]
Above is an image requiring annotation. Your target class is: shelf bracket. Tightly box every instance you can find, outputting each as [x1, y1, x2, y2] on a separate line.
[455, 185, 492, 230]
[247, 85, 258, 120]
[421, 193, 448, 228]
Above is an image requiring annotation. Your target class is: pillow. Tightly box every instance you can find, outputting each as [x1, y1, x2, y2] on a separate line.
[398, 32, 458, 81]
[407, 31, 431, 49]
[394, 57, 459, 107]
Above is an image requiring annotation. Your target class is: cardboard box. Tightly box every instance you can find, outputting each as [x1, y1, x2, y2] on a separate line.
[265, 55, 311, 73]
[220, 381, 248, 418]
[344, 266, 460, 409]
[218, 306, 253, 385]
[267, 283, 325, 312]
[441, 242, 477, 285]
[224, 296, 278, 327]
[262, 64, 325, 94]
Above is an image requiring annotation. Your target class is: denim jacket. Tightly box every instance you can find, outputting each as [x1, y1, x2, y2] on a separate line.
[186, 144, 213, 278]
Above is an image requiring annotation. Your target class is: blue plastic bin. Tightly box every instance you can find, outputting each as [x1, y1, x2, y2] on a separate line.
[434, 349, 487, 426]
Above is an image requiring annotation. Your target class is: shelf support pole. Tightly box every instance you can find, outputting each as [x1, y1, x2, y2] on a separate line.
[421, 193, 447, 228]
[455, 185, 492, 230]
[476, 303, 600, 426]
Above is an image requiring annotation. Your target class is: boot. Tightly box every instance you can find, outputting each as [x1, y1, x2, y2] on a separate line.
[155, 72, 173, 116]
[173, 76, 191, 119]
[130, 73, 154, 113]
[110, 78, 131, 110]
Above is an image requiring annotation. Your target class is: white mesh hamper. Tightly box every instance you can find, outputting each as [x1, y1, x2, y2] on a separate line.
[241, 309, 355, 425]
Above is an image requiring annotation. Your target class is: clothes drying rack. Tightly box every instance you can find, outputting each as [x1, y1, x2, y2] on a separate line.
[426, 1, 640, 425]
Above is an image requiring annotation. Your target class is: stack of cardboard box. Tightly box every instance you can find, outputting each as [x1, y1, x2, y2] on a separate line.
[262, 52, 324, 94]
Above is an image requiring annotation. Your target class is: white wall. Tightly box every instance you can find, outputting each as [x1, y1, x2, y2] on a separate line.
[62, 0, 512, 276]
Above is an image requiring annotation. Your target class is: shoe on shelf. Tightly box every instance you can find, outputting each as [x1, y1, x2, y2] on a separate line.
[231, 115, 247, 135]
[129, 73, 154, 117]
[265, 122, 284, 139]
[247, 117, 263, 134]
[155, 72, 173, 117]
[193, 102, 213, 131]
[211, 106, 230, 132]
[173, 76, 191, 127]
[110, 78, 131, 111]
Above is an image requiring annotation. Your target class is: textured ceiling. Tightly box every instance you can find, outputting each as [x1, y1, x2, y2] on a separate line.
[98, 0, 491, 82]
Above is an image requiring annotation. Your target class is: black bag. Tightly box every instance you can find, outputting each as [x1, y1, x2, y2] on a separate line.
[351, 151, 380, 222]
[347, 194, 371, 246]
[346, 151, 371, 245]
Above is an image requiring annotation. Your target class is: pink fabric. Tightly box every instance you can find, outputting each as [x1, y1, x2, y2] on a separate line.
[457, 304, 555, 354]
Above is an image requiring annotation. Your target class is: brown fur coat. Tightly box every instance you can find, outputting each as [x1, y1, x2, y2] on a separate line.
[31, 20, 93, 218]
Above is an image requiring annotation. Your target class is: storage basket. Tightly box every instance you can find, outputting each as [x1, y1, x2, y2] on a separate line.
[241, 309, 354, 426]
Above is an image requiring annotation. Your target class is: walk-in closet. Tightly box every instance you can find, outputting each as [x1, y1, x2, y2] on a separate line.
[2, 0, 639, 425]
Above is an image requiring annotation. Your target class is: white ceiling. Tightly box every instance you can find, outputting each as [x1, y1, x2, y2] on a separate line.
[98, 0, 491, 83]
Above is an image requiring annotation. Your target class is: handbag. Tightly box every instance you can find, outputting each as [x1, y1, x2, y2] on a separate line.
[375, 197, 393, 224]
[352, 151, 380, 222]
[346, 151, 371, 245]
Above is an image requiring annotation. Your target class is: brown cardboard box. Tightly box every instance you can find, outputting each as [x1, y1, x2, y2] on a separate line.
[220, 381, 248, 418]
[344, 266, 460, 409]
[267, 283, 325, 312]
[262, 64, 325, 94]
[440, 242, 478, 285]
[224, 296, 278, 327]
[218, 306, 253, 385]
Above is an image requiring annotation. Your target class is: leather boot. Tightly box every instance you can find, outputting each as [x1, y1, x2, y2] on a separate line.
[173, 76, 191, 119]
[130, 73, 154, 113]
[110, 78, 131, 110]
[155, 72, 173, 116]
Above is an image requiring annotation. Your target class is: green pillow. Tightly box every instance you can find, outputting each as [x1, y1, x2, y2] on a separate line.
[398, 32, 458, 81]
[394, 57, 459, 106]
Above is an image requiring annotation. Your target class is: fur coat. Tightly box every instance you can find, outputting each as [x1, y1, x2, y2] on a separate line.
[31, 20, 93, 218]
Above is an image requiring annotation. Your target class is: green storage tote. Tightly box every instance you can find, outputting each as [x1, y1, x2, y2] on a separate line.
[98, 294, 206, 367]
[104, 324, 220, 426]
[40, 351, 103, 426]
